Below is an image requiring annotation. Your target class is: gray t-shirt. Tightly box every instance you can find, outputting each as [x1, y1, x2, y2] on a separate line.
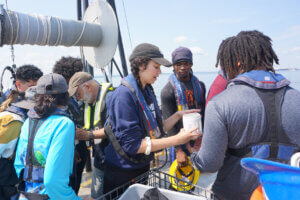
[191, 84, 300, 200]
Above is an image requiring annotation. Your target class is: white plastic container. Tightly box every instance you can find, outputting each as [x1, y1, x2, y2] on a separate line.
[119, 184, 208, 200]
[182, 113, 202, 133]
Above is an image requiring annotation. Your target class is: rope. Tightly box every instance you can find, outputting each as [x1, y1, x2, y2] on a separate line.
[34, 14, 40, 44]
[6, 10, 14, 44]
[24, 14, 30, 45]
[121, 0, 132, 50]
[46, 16, 52, 45]
[53, 17, 60, 46]
[5, 4, 16, 65]
[71, 21, 86, 46]
[14, 12, 19, 44]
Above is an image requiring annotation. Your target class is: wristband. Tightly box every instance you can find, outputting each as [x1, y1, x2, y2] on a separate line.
[144, 136, 152, 155]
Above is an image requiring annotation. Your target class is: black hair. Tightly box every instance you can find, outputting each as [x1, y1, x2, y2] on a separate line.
[16, 65, 43, 82]
[53, 57, 83, 81]
[130, 57, 156, 104]
[34, 92, 69, 118]
[216, 30, 279, 79]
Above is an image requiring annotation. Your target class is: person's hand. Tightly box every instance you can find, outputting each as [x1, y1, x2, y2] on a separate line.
[75, 128, 89, 140]
[177, 109, 201, 118]
[176, 149, 188, 168]
[83, 198, 95, 200]
[187, 134, 202, 153]
[74, 150, 82, 163]
[176, 127, 199, 145]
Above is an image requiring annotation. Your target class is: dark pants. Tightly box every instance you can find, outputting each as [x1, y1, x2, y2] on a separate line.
[72, 141, 88, 194]
[103, 162, 150, 199]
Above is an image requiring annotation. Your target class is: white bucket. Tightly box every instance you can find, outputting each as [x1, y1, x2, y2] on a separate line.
[182, 113, 202, 133]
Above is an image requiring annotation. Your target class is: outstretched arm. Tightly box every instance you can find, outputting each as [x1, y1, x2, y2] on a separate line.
[163, 109, 200, 132]
[136, 127, 199, 154]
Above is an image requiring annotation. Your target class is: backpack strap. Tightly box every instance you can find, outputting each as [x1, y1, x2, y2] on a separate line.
[104, 121, 152, 164]
[25, 119, 46, 181]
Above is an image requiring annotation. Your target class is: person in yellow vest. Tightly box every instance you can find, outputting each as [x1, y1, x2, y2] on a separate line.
[68, 72, 113, 199]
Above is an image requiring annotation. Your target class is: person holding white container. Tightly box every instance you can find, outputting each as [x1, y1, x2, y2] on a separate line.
[102, 43, 200, 198]
[161, 47, 206, 167]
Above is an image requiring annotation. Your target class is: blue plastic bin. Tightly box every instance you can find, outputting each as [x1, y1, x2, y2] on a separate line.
[241, 158, 300, 200]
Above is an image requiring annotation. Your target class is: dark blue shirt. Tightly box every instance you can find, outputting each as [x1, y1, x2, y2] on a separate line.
[104, 85, 153, 169]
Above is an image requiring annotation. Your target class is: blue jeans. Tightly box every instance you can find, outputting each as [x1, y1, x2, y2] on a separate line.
[91, 167, 104, 198]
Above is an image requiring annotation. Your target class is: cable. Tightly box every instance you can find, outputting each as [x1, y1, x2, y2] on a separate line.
[121, 0, 132, 50]
[0, 66, 16, 97]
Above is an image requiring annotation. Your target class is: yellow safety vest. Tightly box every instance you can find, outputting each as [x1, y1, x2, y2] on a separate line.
[84, 83, 113, 130]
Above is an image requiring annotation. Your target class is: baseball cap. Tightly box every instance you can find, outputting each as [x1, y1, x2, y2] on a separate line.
[172, 47, 193, 65]
[12, 86, 36, 110]
[36, 73, 68, 95]
[68, 72, 93, 97]
[129, 43, 172, 67]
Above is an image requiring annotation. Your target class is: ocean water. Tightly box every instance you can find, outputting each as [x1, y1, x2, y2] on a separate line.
[95, 69, 300, 104]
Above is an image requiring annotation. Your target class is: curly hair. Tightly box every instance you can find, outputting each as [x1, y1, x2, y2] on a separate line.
[34, 93, 69, 118]
[53, 57, 83, 81]
[130, 57, 158, 104]
[216, 30, 279, 79]
[16, 65, 43, 82]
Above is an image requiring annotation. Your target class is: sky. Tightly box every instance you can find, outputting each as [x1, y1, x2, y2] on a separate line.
[0, 0, 299, 77]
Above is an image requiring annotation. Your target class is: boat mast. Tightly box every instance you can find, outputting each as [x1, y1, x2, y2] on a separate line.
[107, 0, 128, 77]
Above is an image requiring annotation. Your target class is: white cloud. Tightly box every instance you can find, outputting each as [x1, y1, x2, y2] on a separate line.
[174, 36, 188, 43]
[190, 47, 205, 55]
[291, 46, 300, 52]
[275, 25, 300, 41]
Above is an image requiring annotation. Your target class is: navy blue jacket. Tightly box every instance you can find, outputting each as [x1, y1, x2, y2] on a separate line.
[104, 85, 152, 169]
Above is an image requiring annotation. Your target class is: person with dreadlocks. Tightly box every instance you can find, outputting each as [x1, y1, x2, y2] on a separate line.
[102, 43, 201, 198]
[190, 30, 300, 200]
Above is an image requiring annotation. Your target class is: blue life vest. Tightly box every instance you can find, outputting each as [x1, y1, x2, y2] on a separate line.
[122, 74, 163, 139]
[169, 73, 203, 111]
[227, 70, 299, 162]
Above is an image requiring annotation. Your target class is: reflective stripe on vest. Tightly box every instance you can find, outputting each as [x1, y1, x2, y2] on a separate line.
[84, 83, 113, 130]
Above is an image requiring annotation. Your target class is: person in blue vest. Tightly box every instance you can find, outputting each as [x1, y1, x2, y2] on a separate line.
[0, 86, 36, 200]
[68, 71, 114, 199]
[161, 47, 206, 168]
[13, 73, 89, 200]
[102, 43, 201, 198]
[0, 65, 43, 107]
[53, 56, 86, 194]
[190, 30, 300, 200]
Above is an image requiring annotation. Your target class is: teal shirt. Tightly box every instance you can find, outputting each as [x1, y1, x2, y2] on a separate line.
[14, 115, 81, 200]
